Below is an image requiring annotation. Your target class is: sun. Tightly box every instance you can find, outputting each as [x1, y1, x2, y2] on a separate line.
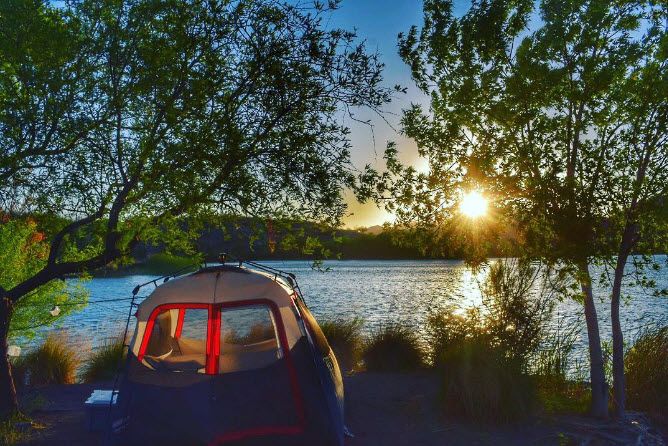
[459, 190, 488, 218]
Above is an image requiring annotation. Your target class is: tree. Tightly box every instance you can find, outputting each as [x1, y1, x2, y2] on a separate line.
[368, 0, 667, 417]
[0, 0, 391, 417]
[592, 11, 668, 415]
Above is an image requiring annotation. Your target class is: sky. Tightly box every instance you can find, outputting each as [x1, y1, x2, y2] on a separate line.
[328, 1, 472, 228]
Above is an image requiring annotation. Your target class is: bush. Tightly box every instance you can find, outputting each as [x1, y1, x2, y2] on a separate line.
[427, 310, 536, 422]
[81, 337, 126, 383]
[423, 260, 562, 422]
[626, 326, 668, 417]
[13, 335, 78, 386]
[320, 318, 363, 372]
[362, 324, 424, 372]
[481, 259, 554, 364]
[437, 339, 535, 423]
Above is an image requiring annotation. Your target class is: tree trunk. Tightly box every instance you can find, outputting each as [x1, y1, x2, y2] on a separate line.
[610, 260, 625, 418]
[0, 296, 18, 418]
[610, 224, 636, 418]
[578, 261, 609, 418]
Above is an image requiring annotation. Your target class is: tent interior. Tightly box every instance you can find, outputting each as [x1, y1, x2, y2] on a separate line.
[142, 305, 283, 374]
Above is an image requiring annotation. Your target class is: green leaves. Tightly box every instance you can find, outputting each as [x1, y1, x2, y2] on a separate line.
[0, 0, 393, 317]
[0, 216, 89, 339]
[374, 0, 668, 271]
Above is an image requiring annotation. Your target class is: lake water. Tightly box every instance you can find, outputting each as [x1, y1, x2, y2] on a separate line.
[15, 258, 668, 366]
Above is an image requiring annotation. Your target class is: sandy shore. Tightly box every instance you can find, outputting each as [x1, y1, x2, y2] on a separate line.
[15, 372, 666, 446]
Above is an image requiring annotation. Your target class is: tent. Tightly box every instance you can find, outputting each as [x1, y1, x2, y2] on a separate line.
[110, 264, 345, 445]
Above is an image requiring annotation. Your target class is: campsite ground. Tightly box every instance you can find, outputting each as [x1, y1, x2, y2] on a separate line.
[15, 372, 666, 446]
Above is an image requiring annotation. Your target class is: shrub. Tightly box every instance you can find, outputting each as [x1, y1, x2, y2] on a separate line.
[626, 326, 668, 417]
[437, 339, 535, 423]
[320, 318, 363, 372]
[362, 324, 424, 371]
[424, 260, 562, 422]
[81, 337, 126, 383]
[481, 259, 555, 364]
[13, 335, 78, 386]
[426, 308, 482, 368]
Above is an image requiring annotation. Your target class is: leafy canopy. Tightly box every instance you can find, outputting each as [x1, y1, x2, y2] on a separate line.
[367, 0, 668, 268]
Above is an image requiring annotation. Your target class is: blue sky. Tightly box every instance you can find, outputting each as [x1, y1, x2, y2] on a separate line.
[330, 1, 473, 227]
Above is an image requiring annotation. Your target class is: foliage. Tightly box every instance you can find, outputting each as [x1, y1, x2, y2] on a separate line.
[426, 260, 563, 421]
[427, 312, 537, 422]
[81, 337, 126, 383]
[0, 0, 391, 415]
[0, 218, 88, 339]
[428, 259, 555, 369]
[625, 326, 668, 418]
[13, 335, 78, 386]
[362, 324, 424, 372]
[381, 0, 668, 264]
[0, 0, 392, 303]
[320, 318, 363, 372]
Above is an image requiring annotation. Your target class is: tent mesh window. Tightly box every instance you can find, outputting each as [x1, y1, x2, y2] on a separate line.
[219, 305, 281, 373]
[143, 307, 208, 373]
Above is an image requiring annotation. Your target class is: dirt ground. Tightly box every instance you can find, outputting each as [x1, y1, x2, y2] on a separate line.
[15, 372, 666, 446]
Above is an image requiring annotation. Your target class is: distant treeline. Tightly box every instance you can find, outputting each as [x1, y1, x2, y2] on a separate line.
[128, 216, 429, 265]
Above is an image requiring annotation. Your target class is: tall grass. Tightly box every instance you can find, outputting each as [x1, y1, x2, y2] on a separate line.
[320, 318, 363, 372]
[13, 335, 78, 386]
[532, 322, 589, 414]
[625, 326, 668, 418]
[81, 337, 126, 383]
[362, 324, 424, 372]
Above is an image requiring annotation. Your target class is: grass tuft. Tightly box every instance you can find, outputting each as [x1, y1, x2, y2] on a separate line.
[363, 324, 424, 372]
[625, 325, 668, 418]
[320, 318, 363, 372]
[81, 337, 126, 383]
[13, 335, 78, 386]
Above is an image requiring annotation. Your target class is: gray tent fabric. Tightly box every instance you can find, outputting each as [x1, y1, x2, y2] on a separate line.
[110, 265, 345, 445]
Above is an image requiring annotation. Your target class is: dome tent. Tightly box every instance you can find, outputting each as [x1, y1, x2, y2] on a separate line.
[109, 262, 345, 446]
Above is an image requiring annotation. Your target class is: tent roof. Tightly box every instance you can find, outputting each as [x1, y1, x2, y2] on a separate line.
[136, 266, 295, 319]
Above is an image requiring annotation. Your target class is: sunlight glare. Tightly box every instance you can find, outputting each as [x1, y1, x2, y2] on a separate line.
[459, 190, 488, 218]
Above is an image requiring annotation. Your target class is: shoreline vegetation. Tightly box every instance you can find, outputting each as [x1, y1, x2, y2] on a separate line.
[84, 216, 666, 277]
[5, 317, 666, 445]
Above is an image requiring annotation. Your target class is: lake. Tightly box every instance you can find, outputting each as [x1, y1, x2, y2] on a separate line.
[15, 258, 668, 366]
